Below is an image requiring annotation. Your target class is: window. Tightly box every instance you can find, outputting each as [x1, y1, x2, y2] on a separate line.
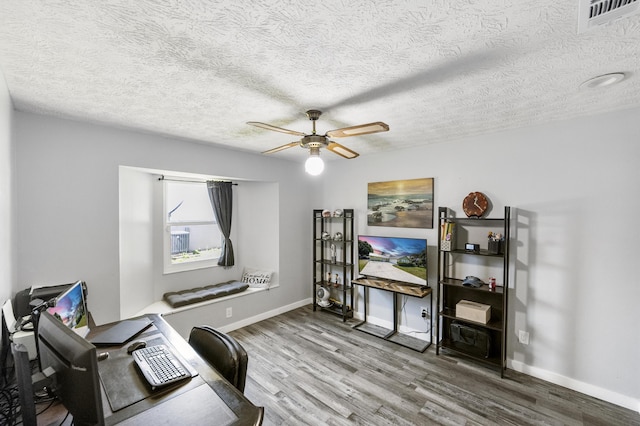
[163, 180, 222, 273]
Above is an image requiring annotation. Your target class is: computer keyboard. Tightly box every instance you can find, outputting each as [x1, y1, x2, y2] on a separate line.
[132, 344, 190, 390]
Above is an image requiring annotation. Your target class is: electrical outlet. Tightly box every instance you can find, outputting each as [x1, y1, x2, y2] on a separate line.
[518, 330, 529, 345]
[226, 307, 232, 318]
[421, 306, 430, 318]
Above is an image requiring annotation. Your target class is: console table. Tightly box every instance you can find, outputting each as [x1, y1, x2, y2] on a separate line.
[351, 278, 432, 352]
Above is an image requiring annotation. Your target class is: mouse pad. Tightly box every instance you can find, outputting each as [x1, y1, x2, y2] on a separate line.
[98, 334, 195, 412]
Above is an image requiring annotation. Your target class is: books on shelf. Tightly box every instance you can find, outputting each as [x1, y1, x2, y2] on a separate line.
[441, 221, 455, 251]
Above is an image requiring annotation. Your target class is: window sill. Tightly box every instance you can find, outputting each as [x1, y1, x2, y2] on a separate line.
[163, 258, 219, 275]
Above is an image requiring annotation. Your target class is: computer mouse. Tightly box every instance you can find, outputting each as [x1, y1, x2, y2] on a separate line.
[126, 341, 146, 354]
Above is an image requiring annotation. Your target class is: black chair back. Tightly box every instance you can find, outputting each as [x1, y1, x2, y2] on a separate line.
[188, 325, 248, 393]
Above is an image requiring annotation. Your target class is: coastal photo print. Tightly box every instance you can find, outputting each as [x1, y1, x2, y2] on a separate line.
[367, 178, 434, 228]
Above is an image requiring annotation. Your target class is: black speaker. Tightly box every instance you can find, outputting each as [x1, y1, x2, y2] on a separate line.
[12, 288, 32, 319]
[11, 343, 37, 426]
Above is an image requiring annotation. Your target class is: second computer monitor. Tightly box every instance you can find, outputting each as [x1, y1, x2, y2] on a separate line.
[45, 280, 89, 337]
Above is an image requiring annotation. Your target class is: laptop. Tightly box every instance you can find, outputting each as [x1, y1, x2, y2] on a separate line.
[88, 318, 153, 346]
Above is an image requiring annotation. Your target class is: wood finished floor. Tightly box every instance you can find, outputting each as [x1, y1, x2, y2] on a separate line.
[230, 305, 640, 426]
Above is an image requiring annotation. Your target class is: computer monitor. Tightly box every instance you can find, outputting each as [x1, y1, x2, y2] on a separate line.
[46, 280, 89, 337]
[37, 310, 104, 425]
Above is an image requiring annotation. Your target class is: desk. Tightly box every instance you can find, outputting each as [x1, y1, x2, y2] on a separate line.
[38, 314, 263, 426]
[352, 278, 432, 352]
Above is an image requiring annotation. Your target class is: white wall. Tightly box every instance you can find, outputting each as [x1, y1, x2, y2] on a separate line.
[0, 68, 15, 307]
[15, 112, 319, 327]
[323, 107, 640, 411]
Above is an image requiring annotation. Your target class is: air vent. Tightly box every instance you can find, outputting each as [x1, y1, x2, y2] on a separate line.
[578, 0, 640, 33]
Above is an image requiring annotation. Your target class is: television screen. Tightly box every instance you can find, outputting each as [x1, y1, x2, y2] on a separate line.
[46, 280, 89, 337]
[358, 235, 427, 286]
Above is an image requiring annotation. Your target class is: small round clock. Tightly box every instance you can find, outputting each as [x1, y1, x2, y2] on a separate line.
[462, 192, 489, 218]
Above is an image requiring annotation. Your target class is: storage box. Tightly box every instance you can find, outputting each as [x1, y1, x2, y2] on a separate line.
[450, 321, 491, 358]
[455, 300, 491, 324]
[441, 240, 453, 251]
[487, 240, 504, 254]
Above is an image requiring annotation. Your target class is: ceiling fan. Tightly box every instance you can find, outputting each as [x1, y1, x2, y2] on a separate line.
[247, 110, 389, 175]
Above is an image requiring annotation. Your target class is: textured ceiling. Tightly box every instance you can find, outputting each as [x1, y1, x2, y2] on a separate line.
[1, 1, 639, 161]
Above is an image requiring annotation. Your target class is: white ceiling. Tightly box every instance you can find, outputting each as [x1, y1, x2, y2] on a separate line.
[1, 1, 639, 162]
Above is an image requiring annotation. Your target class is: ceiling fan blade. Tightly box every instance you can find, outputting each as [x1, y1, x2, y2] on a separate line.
[326, 122, 389, 138]
[262, 141, 300, 154]
[327, 142, 359, 159]
[247, 121, 306, 137]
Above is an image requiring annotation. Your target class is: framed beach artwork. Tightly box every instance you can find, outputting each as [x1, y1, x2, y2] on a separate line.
[367, 178, 434, 228]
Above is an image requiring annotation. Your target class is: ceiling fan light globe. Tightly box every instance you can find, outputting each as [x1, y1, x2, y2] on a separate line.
[305, 156, 324, 175]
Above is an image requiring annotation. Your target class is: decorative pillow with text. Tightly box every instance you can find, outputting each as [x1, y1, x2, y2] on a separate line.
[241, 268, 273, 289]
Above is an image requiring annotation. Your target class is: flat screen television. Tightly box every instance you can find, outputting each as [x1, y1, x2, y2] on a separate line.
[46, 280, 89, 337]
[358, 235, 427, 286]
[37, 310, 105, 425]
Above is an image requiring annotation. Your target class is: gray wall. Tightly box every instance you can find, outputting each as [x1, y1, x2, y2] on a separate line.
[118, 166, 281, 319]
[0, 69, 14, 308]
[322, 107, 640, 411]
[14, 112, 319, 326]
[8, 103, 640, 411]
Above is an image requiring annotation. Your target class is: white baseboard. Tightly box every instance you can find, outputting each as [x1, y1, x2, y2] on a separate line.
[508, 359, 639, 413]
[218, 297, 313, 333]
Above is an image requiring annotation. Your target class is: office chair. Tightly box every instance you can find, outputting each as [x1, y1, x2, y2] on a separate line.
[188, 325, 248, 393]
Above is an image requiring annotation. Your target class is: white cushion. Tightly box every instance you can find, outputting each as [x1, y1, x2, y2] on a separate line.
[241, 267, 273, 289]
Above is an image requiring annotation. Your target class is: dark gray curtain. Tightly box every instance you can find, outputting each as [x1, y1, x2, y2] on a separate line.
[206, 180, 234, 267]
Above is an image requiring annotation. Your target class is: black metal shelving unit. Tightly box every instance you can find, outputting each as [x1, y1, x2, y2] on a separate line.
[312, 209, 354, 321]
[436, 206, 511, 377]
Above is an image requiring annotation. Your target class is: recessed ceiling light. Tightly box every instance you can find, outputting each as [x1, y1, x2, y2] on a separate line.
[580, 73, 627, 89]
